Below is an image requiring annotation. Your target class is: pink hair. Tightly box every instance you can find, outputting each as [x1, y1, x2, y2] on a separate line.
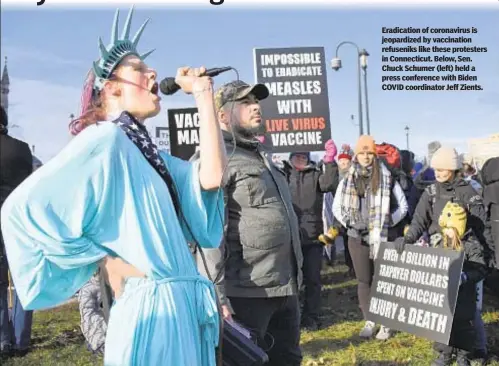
[69, 69, 106, 136]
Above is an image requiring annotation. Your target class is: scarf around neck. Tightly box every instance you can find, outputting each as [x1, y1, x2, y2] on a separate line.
[112, 111, 180, 214]
[340, 161, 392, 259]
[354, 163, 373, 197]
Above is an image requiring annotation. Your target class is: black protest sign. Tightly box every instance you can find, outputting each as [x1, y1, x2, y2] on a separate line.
[367, 242, 464, 345]
[253, 46, 331, 153]
[167, 108, 200, 161]
[155, 127, 171, 152]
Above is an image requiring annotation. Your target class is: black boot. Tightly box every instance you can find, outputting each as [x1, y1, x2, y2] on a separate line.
[301, 316, 319, 331]
[431, 353, 452, 366]
[456, 349, 471, 366]
[431, 344, 453, 366]
[0, 344, 13, 359]
[472, 349, 488, 366]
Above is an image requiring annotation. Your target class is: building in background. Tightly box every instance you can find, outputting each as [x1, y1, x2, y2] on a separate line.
[2, 57, 43, 170]
[1, 57, 9, 116]
[468, 133, 499, 170]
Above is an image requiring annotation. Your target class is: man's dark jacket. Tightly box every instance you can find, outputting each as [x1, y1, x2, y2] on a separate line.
[0, 133, 33, 286]
[192, 131, 303, 312]
[481, 157, 499, 269]
[282, 160, 338, 245]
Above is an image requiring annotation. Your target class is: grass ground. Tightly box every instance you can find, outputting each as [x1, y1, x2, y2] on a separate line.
[2, 263, 498, 365]
[301, 264, 499, 366]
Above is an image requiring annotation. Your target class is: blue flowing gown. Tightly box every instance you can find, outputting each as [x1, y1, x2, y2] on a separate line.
[0, 121, 224, 365]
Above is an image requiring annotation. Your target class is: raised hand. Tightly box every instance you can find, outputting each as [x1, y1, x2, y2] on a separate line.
[175, 66, 213, 95]
[323, 139, 338, 163]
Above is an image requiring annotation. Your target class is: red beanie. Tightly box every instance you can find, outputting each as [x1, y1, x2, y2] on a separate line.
[337, 144, 353, 160]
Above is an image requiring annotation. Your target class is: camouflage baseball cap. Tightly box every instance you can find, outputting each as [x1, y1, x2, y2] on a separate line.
[214, 80, 269, 110]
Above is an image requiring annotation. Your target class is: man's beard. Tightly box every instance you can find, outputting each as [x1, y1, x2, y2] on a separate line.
[232, 120, 265, 140]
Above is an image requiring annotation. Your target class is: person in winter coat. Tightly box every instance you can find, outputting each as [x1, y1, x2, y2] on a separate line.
[481, 157, 499, 269]
[399, 149, 421, 216]
[322, 144, 355, 275]
[481, 157, 499, 303]
[401, 147, 489, 366]
[400, 150, 415, 177]
[463, 163, 481, 182]
[413, 141, 442, 195]
[192, 80, 304, 366]
[413, 161, 424, 178]
[283, 140, 339, 330]
[77, 271, 107, 355]
[376, 143, 419, 241]
[332, 135, 408, 340]
[458, 162, 490, 362]
[0, 106, 34, 357]
[461, 163, 483, 195]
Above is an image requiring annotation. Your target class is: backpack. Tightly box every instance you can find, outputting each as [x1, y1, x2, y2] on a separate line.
[376, 142, 402, 170]
[426, 183, 457, 209]
[376, 143, 409, 198]
[376, 143, 421, 221]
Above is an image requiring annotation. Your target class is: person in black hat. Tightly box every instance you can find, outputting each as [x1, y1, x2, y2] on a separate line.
[196, 80, 304, 366]
[0, 105, 34, 357]
[283, 143, 339, 331]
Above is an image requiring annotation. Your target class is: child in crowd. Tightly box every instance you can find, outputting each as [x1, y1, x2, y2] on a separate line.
[401, 147, 489, 366]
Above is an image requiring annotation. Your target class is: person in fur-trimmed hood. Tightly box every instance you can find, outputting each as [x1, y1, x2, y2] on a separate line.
[332, 135, 408, 340]
[282, 140, 339, 330]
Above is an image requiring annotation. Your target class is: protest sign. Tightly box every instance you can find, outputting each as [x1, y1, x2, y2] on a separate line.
[367, 242, 464, 345]
[167, 108, 200, 161]
[253, 46, 331, 153]
[154, 126, 171, 152]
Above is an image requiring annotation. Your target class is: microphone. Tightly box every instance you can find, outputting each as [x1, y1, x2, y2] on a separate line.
[159, 67, 232, 95]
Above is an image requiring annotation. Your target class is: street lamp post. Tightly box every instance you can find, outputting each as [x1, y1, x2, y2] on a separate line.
[405, 125, 410, 150]
[359, 49, 370, 135]
[331, 41, 364, 136]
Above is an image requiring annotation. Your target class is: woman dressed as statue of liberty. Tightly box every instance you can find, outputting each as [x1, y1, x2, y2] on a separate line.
[1, 6, 227, 365]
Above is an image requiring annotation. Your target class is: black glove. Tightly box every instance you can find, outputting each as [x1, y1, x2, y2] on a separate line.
[350, 222, 368, 235]
[393, 237, 407, 255]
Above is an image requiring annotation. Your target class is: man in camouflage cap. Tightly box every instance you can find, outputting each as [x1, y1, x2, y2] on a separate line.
[214, 80, 269, 138]
[198, 80, 304, 365]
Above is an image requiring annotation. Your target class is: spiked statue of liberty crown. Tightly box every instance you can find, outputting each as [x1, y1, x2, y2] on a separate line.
[92, 6, 154, 91]
[69, 6, 154, 135]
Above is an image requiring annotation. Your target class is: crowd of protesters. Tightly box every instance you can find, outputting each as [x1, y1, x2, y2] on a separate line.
[0, 90, 499, 365]
[1, 80, 498, 365]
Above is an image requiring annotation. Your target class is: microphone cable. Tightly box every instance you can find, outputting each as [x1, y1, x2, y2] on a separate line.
[166, 67, 241, 366]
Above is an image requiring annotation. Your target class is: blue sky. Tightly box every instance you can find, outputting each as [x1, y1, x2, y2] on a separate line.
[1, 6, 498, 163]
